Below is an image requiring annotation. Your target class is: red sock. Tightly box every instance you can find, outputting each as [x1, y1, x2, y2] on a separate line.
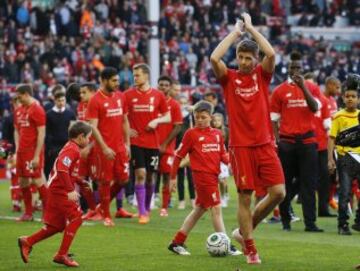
[273, 208, 280, 218]
[162, 185, 170, 209]
[173, 231, 187, 245]
[99, 183, 111, 218]
[58, 217, 82, 255]
[27, 224, 59, 246]
[37, 185, 47, 209]
[79, 183, 96, 210]
[244, 239, 257, 254]
[21, 187, 32, 215]
[110, 182, 123, 201]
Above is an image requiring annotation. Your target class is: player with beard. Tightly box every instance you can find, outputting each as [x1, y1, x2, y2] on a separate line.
[86, 67, 131, 227]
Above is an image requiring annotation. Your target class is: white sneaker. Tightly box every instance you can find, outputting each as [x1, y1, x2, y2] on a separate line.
[228, 244, 242, 256]
[178, 200, 186, 210]
[168, 243, 191, 255]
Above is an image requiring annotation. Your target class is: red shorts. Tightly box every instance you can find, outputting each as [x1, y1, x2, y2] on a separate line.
[16, 149, 44, 178]
[93, 148, 129, 182]
[78, 147, 97, 180]
[159, 154, 174, 174]
[192, 171, 221, 209]
[255, 185, 267, 198]
[43, 194, 82, 231]
[229, 143, 284, 192]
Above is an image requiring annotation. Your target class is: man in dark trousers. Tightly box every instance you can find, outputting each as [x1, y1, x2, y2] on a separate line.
[45, 91, 76, 179]
[271, 52, 323, 232]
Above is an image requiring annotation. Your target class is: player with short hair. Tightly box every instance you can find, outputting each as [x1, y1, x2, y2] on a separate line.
[15, 84, 48, 221]
[168, 101, 240, 256]
[18, 121, 92, 267]
[271, 52, 324, 232]
[74, 83, 99, 219]
[157, 75, 183, 217]
[210, 13, 285, 264]
[86, 67, 131, 227]
[124, 63, 170, 224]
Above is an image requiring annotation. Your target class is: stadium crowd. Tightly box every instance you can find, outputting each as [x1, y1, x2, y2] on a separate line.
[0, 0, 359, 115]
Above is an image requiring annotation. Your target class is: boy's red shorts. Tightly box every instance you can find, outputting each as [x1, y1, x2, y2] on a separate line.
[192, 171, 220, 209]
[159, 154, 174, 174]
[229, 143, 284, 192]
[43, 194, 82, 231]
[16, 149, 44, 178]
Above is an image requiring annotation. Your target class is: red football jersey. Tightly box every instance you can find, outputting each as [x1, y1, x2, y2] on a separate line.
[271, 80, 320, 139]
[327, 95, 338, 116]
[86, 90, 128, 153]
[48, 141, 80, 196]
[15, 101, 46, 152]
[77, 101, 87, 121]
[314, 93, 331, 151]
[157, 97, 183, 154]
[175, 127, 227, 184]
[219, 65, 273, 147]
[124, 87, 169, 149]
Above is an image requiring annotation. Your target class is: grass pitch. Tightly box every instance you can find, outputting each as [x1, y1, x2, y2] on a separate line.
[0, 180, 358, 271]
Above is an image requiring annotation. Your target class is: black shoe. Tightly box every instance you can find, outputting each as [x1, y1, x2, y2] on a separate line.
[318, 212, 337, 217]
[282, 223, 291, 231]
[305, 225, 324, 232]
[338, 225, 352, 235]
[351, 223, 360, 232]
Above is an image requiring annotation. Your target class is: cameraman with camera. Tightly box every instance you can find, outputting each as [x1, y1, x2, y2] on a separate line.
[328, 73, 360, 235]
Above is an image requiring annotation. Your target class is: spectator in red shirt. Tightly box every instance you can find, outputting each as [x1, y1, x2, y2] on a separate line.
[210, 13, 285, 265]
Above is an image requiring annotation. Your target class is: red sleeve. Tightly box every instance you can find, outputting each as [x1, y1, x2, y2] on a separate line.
[32, 105, 46, 127]
[86, 95, 99, 120]
[218, 69, 230, 86]
[258, 65, 273, 85]
[121, 92, 128, 115]
[219, 134, 229, 164]
[171, 100, 183, 124]
[270, 86, 282, 114]
[174, 130, 192, 159]
[218, 69, 234, 92]
[158, 92, 169, 114]
[321, 95, 331, 119]
[58, 171, 75, 192]
[170, 156, 181, 179]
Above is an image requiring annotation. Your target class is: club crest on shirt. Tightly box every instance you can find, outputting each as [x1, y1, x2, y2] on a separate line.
[62, 156, 72, 167]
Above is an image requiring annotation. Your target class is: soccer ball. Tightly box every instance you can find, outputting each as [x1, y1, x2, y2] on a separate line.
[206, 232, 230, 257]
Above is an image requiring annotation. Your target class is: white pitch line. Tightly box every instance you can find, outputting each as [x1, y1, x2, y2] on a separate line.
[0, 215, 95, 226]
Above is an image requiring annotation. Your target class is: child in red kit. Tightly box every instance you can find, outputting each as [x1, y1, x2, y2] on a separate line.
[168, 101, 241, 256]
[18, 121, 92, 267]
